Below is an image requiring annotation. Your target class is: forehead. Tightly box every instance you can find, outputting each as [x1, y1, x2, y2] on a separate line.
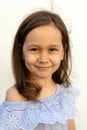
[24, 24, 62, 46]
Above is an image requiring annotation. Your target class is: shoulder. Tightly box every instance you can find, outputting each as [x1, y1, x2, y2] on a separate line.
[6, 85, 27, 101]
[58, 85, 80, 119]
[60, 84, 80, 97]
[59, 84, 80, 105]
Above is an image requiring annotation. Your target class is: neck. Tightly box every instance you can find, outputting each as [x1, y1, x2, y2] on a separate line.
[28, 77, 57, 100]
[29, 77, 55, 88]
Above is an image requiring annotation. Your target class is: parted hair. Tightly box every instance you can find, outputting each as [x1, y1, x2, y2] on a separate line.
[12, 10, 72, 101]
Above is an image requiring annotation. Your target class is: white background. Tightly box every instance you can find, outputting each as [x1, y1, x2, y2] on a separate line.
[0, 0, 87, 130]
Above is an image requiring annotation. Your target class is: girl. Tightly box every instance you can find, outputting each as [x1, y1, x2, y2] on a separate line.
[0, 10, 79, 130]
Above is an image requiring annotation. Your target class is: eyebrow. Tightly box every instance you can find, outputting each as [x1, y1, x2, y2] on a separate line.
[26, 44, 62, 48]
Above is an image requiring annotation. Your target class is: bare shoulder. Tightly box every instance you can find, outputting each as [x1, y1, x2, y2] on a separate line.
[6, 85, 26, 101]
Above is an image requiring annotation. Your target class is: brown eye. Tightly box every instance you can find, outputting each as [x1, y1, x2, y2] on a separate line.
[31, 48, 38, 51]
[50, 48, 58, 51]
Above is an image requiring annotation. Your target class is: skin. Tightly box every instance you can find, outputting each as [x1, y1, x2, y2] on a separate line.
[23, 24, 64, 82]
[22, 24, 64, 98]
[6, 24, 75, 130]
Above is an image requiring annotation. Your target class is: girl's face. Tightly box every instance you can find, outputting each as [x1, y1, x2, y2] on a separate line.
[23, 24, 64, 80]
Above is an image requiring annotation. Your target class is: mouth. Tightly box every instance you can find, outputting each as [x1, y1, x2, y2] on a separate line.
[35, 66, 52, 70]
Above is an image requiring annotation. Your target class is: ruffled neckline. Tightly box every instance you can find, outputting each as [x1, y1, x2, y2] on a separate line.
[0, 85, 80, 130]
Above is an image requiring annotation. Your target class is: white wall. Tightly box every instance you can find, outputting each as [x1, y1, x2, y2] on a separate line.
[0, 0, 87, 130]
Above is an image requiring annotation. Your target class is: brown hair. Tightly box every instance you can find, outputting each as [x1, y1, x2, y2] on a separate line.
[12, 10, 72, 101]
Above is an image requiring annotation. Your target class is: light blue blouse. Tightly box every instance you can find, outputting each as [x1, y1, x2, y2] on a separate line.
[0, 85, 79, 130]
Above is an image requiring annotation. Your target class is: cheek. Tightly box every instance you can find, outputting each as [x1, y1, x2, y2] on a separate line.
[52, 55, 63, 71]
[24, 57, 34, 72]
[23, 54, 35, 67]
[52, 59, 62, 74]
[54, 61, 61, 70]
[52, 54, 63, 64]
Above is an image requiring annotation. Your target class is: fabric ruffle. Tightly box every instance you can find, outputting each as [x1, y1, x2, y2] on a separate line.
[0, 85, 80, 130]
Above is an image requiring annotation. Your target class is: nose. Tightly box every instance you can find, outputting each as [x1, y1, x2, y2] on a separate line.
[38, 51, 49, 63]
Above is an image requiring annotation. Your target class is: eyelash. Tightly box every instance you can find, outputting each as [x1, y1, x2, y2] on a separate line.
[30, 48, 38, 51]
[49, 48, 58, 51]
[29, 48, 58, 52]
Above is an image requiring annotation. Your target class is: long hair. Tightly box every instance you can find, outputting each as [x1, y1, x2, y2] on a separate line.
[12, 10, 72, 101]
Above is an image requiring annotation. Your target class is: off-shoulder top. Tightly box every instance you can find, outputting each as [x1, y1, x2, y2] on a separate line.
[0, 84, 80, 130]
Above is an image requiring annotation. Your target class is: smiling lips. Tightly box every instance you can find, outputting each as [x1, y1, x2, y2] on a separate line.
[35, 66, 52, 70]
